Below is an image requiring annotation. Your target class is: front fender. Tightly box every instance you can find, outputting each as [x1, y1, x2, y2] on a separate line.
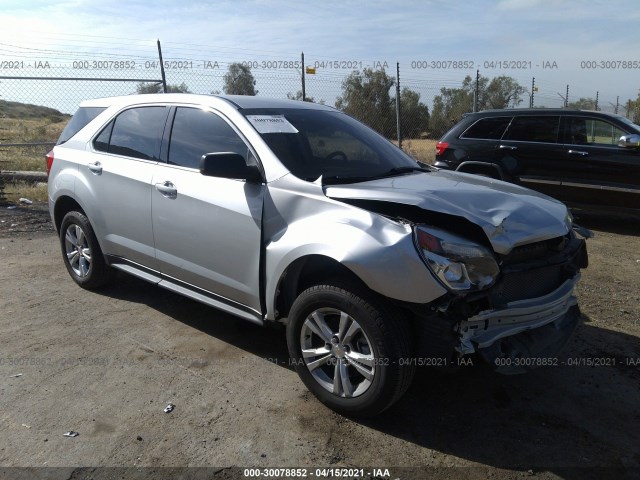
[263, 176, 447, 319]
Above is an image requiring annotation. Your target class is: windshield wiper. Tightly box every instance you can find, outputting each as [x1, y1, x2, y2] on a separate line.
[321, 175, 376, 185]
[380, 165, 431, 177]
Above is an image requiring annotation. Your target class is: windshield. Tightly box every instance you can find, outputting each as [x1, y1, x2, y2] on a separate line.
[242, 108, 426, 183]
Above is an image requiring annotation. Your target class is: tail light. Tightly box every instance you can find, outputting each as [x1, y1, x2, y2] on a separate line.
[45, 150, 54, 176]
[435, 141, 449, 156]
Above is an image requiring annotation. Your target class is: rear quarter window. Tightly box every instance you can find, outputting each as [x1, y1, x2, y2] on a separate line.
[57, 106, 106, 144]
[460, 116, 512, 140]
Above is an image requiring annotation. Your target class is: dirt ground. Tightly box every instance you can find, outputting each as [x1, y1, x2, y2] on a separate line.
[0, 203, 638, 480]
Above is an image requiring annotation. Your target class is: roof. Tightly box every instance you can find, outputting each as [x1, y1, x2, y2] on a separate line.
[464, 108, 619, 117]
[77, 93, 334, 112]
[218, 95, 335, 111]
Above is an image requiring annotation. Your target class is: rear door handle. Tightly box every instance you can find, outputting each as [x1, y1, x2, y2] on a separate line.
[568, 150, 589, 157]
[499, 145, 518, 151]
[155, 181, 177, 198]
[87, 161, 102, 174]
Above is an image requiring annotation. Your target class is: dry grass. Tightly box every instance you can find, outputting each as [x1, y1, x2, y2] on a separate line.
[0, 145, 51, 171]
[401, 139, 437, 165]
[3, 181, 49, 203]
[0, 117, 67, 171]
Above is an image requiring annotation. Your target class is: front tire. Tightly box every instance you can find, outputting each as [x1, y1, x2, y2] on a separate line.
[286, 283, 414, 417]
[59, 211, 112, 289]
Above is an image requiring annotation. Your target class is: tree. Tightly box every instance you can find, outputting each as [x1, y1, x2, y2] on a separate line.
[223, 63, 257, 95]
[568, 97, 597, 110]
[335, 68, 395, 137]
[399, 87, 429, 138]
[429, 77, 476, 137]
[429, 74, 525, 137]
[136, 82, 191, 94]
[628, 91, 640, 123]
[485, 76, 526, 109]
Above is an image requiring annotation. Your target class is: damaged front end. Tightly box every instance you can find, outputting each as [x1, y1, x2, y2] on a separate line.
[446, 233, 588, 373]
[326, 171, 589, 374]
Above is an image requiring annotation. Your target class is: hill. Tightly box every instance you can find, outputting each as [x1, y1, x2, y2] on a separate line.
[1, 100, 70, 173]
[0, 100, 68, 122]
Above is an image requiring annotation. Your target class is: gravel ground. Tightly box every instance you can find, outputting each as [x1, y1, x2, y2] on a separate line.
[0, 203, 638, 480]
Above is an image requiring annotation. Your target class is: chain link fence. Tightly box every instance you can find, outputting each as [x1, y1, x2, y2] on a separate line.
[1, 40, 638, 196]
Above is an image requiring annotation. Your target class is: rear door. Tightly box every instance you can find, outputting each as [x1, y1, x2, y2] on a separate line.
[457, 115, 512, 170]
[495, 115, 567, 200]
[151, 106, 265, 318]
[81, 105, 169, 269]
[560, 115, 640, 208]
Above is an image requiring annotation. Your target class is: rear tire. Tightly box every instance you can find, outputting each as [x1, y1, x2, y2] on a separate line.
[59, 211, 112, 289]
[286, 283, 414, 417]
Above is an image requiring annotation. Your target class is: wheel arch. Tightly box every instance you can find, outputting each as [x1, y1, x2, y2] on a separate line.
[273, 254, 369, 323]
[53, 195, 85, 234]
[456, 161, 505, 180]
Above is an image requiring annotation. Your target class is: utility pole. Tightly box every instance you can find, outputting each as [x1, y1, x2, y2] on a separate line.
[595, 91, 599, 111]
[565, 85, 569, 107]
[301, 52, 306, 101]
[156, 39, 167, 93]
[530, 77, 535, 108]
[474, 70, 479, 112]
[395, 62, 402, 149]
[615, 96, 619, 114]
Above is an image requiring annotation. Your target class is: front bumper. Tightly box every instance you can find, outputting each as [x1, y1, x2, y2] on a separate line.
[457, 274, 579, 354]
[455, 274, 581, 373]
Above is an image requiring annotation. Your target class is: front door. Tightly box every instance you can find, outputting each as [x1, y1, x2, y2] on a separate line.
[151, 106, 265, 317]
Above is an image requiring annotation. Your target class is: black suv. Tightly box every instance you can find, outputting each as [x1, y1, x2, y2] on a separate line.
[434, 109, 640, 212]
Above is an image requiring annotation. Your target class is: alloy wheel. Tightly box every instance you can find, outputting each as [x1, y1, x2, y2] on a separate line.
[64, 224, 92, 278]
[300, 308, 376, 398]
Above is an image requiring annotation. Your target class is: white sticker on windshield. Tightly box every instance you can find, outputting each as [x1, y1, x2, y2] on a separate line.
[246, 115, 298, 134]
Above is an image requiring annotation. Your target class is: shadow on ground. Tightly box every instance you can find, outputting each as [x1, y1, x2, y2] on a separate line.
[96, 275, 640, 479]
[361, 315, 640, 479]
[98, 274, 291, 369]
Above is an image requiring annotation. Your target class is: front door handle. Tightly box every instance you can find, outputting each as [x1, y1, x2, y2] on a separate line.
[499, 145, 518, 151]
[87, 161, 102, 174]
[568, 150, 589, 157]
[155, 181, 177, 199]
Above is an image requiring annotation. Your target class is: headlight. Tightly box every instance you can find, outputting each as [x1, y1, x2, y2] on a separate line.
[414, 226, 499, 292]
[566, 210, 574, 230]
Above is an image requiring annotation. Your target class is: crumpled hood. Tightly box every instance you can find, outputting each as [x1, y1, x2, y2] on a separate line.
[325, 170, 570, 254]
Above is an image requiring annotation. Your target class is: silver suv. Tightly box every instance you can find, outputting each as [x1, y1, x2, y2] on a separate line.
[48, 94, 589, 416]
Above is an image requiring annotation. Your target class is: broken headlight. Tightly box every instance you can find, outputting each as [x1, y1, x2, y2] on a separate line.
[414, 226, 499, 292]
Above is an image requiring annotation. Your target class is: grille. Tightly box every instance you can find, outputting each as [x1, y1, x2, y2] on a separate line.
[491, 264, 564, 305]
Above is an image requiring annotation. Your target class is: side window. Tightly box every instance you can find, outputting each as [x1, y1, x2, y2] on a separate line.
[563, 117, 588, 145]
[504, 116, 560, 143]
[564, 117, 628, 146]
[108, 106, 167, 160]
[460, 117, 512, 140]
[583, 118, 626, 146]
[168, 107, 248, 169]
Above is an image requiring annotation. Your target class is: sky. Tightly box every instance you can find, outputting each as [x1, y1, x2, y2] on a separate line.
[0, 0, 638, 113]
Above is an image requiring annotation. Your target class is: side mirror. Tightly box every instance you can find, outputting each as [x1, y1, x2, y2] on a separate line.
[618, 134, 640, 148]
[200, 152, 263, 183]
